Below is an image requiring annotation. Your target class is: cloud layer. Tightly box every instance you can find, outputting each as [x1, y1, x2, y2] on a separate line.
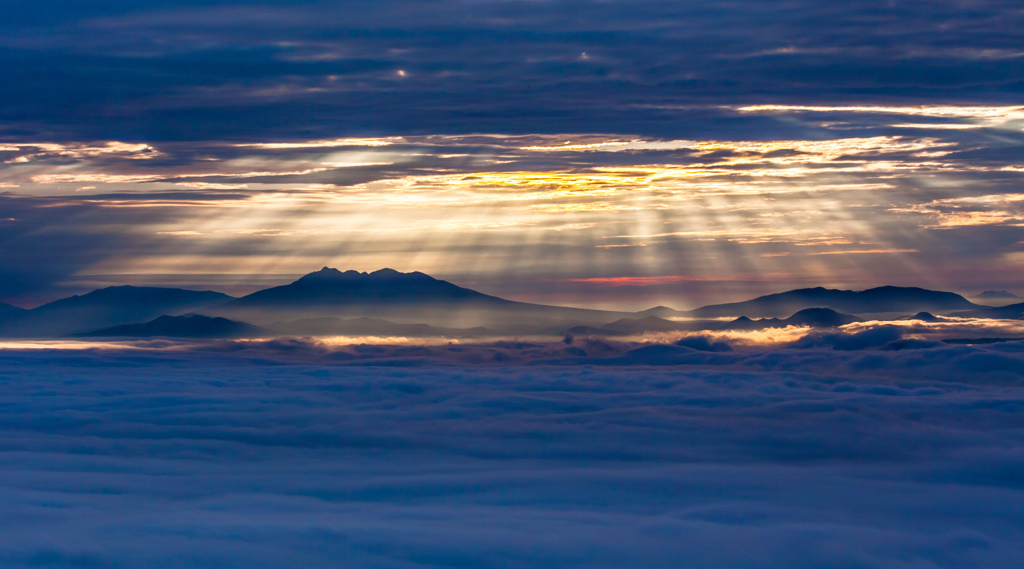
[0, 346, 1023, 567]
[3, 0, 1024, 140]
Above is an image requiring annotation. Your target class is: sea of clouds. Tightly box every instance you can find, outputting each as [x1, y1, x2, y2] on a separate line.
[1, 339, 1023, 568]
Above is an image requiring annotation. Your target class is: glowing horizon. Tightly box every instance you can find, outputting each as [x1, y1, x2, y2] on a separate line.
[4, 109, 1023, 309]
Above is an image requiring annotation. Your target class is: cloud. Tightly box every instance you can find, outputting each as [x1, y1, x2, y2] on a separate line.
[791, 326, 905, 350]
[3, 122, 1023, 305]
[0, 347, 1023, 566]
[738, 105, 1024, 130]
[1, 0, 1024, 305]
[1, 0, 1023, 141]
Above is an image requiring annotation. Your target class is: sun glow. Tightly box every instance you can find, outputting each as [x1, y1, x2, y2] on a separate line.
[4, 123, 1021, 307]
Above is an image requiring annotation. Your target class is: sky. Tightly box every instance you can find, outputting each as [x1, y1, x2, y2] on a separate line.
[2, 1, 1024, 309]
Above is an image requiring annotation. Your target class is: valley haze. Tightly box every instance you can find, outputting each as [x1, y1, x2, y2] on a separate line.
[2, 267, 1020, 345]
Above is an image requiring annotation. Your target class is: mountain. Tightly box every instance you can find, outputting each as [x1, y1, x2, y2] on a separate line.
[687, 286, 978, 319]
[899, 311, 942, 322]
[207, 267, 630, 330]
[634, 306, 685, 318]
[227, 267, 499, 307]
[270, 316, 490, 338]
[724, 308, 862, 331]
[0, 301, 24, 315]
[0, 286, 234, 337]
[975, 290, 1019, 300]
[81, 314, 266, 338]
[952, 301, 1024, 320]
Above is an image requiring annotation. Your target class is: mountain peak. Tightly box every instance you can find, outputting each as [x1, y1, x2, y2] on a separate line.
[0, 286, 234, 338]
[293, 267, 439, 285]
[224, 267, 502, 314]
[690, 285, 977, 318]
[295, 267, 364, 284]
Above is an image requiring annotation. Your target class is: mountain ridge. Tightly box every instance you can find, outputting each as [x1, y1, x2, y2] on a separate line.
[81, 314, 267, 338]
[0, 286, 235, 337]
[723, 308, 862, 331]
[0, 271, 1008, 338]
[206, 267, 630, 330]
[223, 267, 505, 309]
[648, 286, 982, 319]
[0, 301, 24, 315]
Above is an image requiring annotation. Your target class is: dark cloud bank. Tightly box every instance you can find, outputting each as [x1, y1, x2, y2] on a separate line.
[1, 341, 1023, 567]
[3, 0, 1024, 140]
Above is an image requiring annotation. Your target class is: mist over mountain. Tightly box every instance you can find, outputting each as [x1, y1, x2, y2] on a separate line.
[953, 301, 1024, 320]
[82, 314, 267, 339]
[976, 290, 1019, 300]
[0, 270, 1012, 339]
[969, 290, 1022, 308]
[683, 286, 980, 319]
[208, 267, 628, 330]
[724, 308, 862, 331]
[270, 316, 490, 338]
[634, 306, 681, 319]
[562, 315, 722, 336]
[0, 286, 234, 337]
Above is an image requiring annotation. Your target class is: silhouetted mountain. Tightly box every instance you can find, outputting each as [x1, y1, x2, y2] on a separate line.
[81, 314, 266, 338]
[634, 306, 684, 318]
[724, 308, 861, 330]
[900, 312, 942, 322]
[229, 267, 499, 308]
[270, 316, 490, 338]
[975, 290, 1019, 300]
[0, 301, 24, 315]
[0, 286, 234, 337]
[208, 267, 630, 330]
[688, 286, 978, 318]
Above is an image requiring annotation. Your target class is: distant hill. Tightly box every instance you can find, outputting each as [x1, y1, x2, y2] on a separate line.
[952, 301, 1024, 320]
[270, 316, 490, 338]
[81, 314, 266, 338]
[975, 290, 1019, 300]
[686, 286, 978, 319]
[561, 308, 860, 336]
[634, 306, 682, 318]
[899, 312, 943, 322]
[208, 267, 629, 330]
[0, 286, 234, 337]
[724, 308, 862, 330]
